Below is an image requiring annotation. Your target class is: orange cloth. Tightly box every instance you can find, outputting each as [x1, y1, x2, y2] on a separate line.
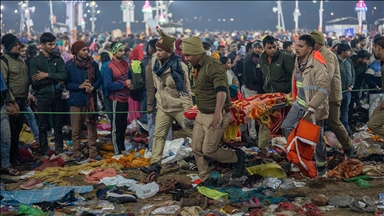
[84, 168, 119, 184]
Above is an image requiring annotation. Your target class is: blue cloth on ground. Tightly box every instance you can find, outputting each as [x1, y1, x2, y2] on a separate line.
[0, 186, 93, 205]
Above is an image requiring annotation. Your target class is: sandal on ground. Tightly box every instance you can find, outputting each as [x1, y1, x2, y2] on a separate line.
[2, 167, 20, 176]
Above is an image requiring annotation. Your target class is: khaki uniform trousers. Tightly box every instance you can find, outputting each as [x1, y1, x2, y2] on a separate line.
[191, 111, 238, 182]
[70, 106, 98, 158]
[258, 124, 270, 155]
[151, 109, 193, 164]
[367, 106, 384, 139]
[327, 101, 352, 150]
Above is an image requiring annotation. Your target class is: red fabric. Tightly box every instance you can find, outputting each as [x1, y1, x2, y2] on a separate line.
[18, 148, 34, 164]
[184, 93, 290, 135]
[130, 44, 144, 61]
[184, 106, 199, 119]
[34, 157, 65, 171]
[174, 39, 183, 56]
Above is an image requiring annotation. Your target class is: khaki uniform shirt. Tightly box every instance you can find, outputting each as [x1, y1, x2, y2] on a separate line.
[194, 54, 231, 113]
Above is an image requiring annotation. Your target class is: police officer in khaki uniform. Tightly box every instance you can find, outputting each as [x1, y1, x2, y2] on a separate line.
[182, 37, 246, 183]
[140, 31, 193, 176]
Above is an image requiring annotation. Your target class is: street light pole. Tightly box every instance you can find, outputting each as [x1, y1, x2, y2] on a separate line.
[319, 0, 323, 31]
[49, 0, 54, 28]
[293, 0, 300, 35]
[90, 1, 96, 32]
[142, 1, 153, 36]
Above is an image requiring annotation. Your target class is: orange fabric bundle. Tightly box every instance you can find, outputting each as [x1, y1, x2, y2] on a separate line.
[286, 118, 321, 178]
[327, 159, 364, 179]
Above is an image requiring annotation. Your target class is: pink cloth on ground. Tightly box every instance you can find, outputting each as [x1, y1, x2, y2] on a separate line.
[128, 97, 142, 123]
[84, 168, 118, 184]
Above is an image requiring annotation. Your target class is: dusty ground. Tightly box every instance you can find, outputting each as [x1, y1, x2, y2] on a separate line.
[2, 128, 384, 215]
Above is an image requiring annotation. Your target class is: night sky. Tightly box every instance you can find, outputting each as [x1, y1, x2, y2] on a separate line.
[1, 1, 383, 33]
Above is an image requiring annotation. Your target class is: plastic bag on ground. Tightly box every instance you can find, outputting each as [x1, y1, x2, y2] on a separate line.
[323, 131, 342, 148]
[161, 138, 193, 164]
[135, 182, 159, 199]
[151, 205, 180, 215]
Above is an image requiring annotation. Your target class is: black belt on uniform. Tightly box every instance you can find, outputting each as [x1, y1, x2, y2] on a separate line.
[201, 107, 231, 115]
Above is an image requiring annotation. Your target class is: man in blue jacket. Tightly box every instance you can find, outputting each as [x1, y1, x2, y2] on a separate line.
[65, 40, 102, 161]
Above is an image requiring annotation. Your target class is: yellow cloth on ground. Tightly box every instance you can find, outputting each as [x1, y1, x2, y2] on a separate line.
[223, 125, 240, 141]
[32, 161, 124, 186]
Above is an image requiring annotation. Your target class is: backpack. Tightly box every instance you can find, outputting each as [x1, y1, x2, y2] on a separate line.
[129, 65, 145, 101]
[231, 56, 246, 87]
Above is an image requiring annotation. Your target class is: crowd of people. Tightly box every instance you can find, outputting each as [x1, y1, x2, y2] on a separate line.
[0, 28, 383, 183]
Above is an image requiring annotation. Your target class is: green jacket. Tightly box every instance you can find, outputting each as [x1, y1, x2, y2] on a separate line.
[259, 50, 295, 93]
[0, 52, 29, 100]
[30, 52, 67, 99]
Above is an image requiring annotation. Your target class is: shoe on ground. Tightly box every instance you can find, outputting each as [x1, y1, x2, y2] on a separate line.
[90, 155, 103, 161]
[233, 148, 246, 178]
[73, 156, 82, 163]
[106, 192, 138, 203]
[344, 145, 356, 158]
[20, 179, 44, 190]
[140, 163, 161, 176]
[317, 165, 328, 177]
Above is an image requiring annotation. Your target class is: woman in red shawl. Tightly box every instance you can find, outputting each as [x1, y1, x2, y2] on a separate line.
[174, 38, 188, 64]
[127, 44, 145, 127]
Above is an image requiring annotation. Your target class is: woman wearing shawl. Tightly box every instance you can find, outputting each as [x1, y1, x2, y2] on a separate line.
[127, 44, 145, 126]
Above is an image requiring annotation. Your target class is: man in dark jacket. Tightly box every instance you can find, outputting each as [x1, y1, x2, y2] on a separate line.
[1, 34, 30, 166]
[337, 43, 355, 132]
[258, 36, 295, 155]
[0, 70, 20, 175]
[30, 32, 67, 158]
[66, 40, 102, 162]
[241, 40, 264, 143]
[349, 50, 370, 122]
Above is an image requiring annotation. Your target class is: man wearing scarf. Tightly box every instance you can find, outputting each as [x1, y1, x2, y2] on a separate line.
[104, 41, 133, 157]
[140, 31, 193, 176]
[1, 34, 30, 166]
[65, 41, 103, 162]
[30, 32, 67, 160]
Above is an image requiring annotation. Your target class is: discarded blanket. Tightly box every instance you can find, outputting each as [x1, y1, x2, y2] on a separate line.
[0, 186, 93, 205]
[184, 93, 291, 134]
[327, 159, 364, 179]
[84, 168, 120, 184]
